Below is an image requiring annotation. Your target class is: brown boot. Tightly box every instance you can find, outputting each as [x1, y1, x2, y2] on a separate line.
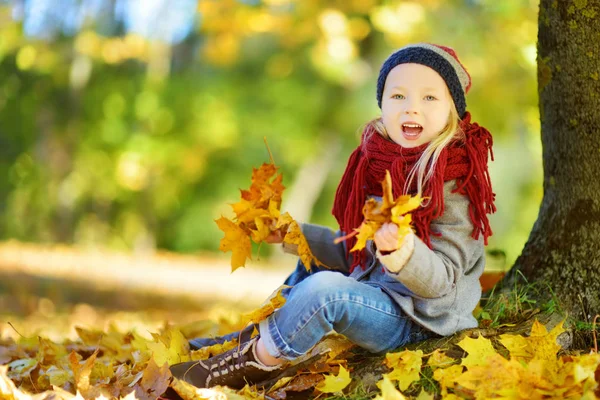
[170, 336, 285, 389]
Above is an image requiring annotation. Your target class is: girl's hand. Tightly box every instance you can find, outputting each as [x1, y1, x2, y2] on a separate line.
[264, 229, 285, 244]
[374, 222, 401, 253]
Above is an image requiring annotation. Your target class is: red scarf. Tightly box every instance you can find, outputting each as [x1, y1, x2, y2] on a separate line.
[332, 112, 496, 272]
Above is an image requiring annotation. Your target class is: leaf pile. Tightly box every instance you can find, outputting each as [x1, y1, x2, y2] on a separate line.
[336, 170, 421, 252]
[216, 162, 324, 272]
[2, 301, 600, 400]
[376, 320, 600, 399]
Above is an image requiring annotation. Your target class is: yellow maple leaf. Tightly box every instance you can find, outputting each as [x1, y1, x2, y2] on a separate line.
[316, 365, 352, 393]
[456, 335, 497, 368]
[499, 332, 531, 361]
[241, 285, 289, 325]
[381, 349, 423, 391]
[147, 328, 191, 367]
[215, 216, 252, 272]
[374, 375, 407, 400]
[527, 319, 565, 361]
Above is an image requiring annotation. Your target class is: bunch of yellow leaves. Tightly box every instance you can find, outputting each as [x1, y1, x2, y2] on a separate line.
[216, 161, 324, 272]
[336, 170, 421, 252]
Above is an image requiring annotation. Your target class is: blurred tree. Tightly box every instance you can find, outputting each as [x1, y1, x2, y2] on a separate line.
[0, 1, 541, 267]
[503, 0, 600, 320]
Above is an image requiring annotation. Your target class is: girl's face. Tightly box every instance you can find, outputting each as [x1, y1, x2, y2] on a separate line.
[381, 63, 452, 148]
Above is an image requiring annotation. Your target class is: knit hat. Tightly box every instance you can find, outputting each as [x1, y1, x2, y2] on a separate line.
[376, 43, 472, 117]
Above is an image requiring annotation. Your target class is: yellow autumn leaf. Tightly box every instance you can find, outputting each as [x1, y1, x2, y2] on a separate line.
[427, 349, 456, 369]
[240, 285, 289, 325]
[276, 211, 293, 229]
[391, 195, 422, 221]
[381, 349, 423, 391]
[250, 216, 271, 243]
[350, 221, 378, 252]
[453, 353, 520, 399]
[191, 339, 239, 361]
[527, 319, 565, 361]
[499, 332, 531, 361]
[374, 375, 407, 400]
[283, 221, 326, 271]
[432, 364, 464, 396]
[69, 349, 98, 394]
[415, 388, 434, 400]
[456, 334, 497, 368]
[42, 365, 72, 388]
[215, 216, 252, 272]
[147, 328, 191, 366]
[316, 365, 352, 393]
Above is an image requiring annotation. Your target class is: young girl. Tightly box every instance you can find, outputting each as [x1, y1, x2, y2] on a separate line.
[170, 43, 495, 390]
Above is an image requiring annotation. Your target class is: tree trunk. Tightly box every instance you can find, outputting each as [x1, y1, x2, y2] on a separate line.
[503, 0, 600, 321]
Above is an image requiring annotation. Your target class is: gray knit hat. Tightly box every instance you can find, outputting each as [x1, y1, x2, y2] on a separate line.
[376, 43, 472, 117]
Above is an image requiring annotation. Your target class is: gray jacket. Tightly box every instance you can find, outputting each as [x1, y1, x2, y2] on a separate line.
[294, 180, 485, 336]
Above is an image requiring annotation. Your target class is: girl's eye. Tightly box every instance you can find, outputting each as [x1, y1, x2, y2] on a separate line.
[424, 95, 437, 101]
[392, 94, 405, 100]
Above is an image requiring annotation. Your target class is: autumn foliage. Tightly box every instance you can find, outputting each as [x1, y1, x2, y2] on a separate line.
[2, 293, 600, 400]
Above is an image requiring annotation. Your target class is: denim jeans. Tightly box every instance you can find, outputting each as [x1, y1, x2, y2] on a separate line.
[259, 260, 425, 360]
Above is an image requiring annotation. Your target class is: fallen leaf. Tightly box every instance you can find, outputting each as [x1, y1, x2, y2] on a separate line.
[191, 339, 238, 361]
[374, 375, 407, 400]
[241, 285, 289, 325]
[432, 364, 463, 397]
[456, 335, 497, 368]
[316, 365, 351, 393]
[427, 349, 456, 369]
[382, 349, 423, 391]
[69, 349, 98, 394]
[135, 358, 171, 400]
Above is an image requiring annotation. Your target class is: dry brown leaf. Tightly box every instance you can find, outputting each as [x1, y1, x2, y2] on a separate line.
[134, 358, 171, 400]
[269, 373, 325, 399]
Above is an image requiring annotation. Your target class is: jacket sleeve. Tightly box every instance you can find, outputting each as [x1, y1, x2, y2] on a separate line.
[282, 223, 350, 273]
[380, 181, 484, 298]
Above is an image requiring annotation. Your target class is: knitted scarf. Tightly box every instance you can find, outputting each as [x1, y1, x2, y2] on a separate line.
[332, 112, 496, 273]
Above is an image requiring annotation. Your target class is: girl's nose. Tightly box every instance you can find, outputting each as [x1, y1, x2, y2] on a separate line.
[403, 98, 419, 114]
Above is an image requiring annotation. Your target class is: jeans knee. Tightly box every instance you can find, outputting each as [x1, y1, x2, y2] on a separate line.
[298, 271, 353, 302]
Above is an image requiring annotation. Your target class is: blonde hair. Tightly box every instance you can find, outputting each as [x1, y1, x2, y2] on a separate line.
[364, 103, 463, 203]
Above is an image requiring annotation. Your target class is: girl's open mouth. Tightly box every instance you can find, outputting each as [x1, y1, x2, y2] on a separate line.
[402, 123, 423, 139]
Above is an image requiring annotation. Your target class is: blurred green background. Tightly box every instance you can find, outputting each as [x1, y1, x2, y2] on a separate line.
[0, 0, 541, 271]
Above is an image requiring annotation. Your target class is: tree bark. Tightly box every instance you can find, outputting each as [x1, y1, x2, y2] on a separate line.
[503, 0, 600, 321]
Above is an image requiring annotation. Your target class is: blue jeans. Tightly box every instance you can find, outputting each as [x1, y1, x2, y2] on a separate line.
[259, 260, 424, 360]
